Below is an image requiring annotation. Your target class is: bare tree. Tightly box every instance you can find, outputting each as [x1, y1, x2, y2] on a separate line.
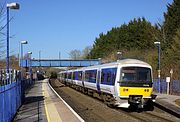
[0, 1, 6, 59]
[81, 46, 92, 59]
[69, 49, 82, 60]
[69, 46, 92, 60]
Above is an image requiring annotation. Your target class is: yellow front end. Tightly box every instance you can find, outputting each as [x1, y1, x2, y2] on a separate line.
[119, 87, 152, 98]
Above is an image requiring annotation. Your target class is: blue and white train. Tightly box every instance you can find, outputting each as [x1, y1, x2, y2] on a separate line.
[58, 59, 155, 108]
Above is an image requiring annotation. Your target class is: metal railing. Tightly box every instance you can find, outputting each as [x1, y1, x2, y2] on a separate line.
[153, 79, 180, 95]
[0, 69, 34, 122]
[21, 59, 101, 67]
[0, 69, 21, 86]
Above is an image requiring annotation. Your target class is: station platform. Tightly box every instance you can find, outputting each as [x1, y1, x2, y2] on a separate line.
[153, 93, 180, 118]
[13, 79, 84, 122]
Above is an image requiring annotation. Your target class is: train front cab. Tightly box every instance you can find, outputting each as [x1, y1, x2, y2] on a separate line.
[117, 65, 153, 108]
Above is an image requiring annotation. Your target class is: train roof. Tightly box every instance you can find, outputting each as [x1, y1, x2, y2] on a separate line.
[88, 59, 151, 68]
[59, 59, 151, 73]
[117, 59, 150, 66]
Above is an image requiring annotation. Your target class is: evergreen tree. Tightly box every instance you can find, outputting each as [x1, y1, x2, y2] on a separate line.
[89, 17, 159, 59]
[167, 28, 180, 61]
[163, 0, 180, 48]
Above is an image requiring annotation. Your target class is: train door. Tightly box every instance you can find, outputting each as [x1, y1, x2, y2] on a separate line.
[115, 66, 121, 97]
[96, 70, 101, 92]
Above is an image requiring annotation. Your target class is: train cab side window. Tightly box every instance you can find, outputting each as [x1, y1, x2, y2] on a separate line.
[101, 68, 117, 85]
[112, 72, 116, 84]
[112, 68, 117, 84]
[107, 71, 111, 82]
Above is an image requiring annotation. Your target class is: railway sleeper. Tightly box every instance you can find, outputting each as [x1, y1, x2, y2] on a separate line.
[60, 80, 116, 107]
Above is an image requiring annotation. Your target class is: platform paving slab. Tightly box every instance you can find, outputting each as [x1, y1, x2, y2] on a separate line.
[13, 81, 47, 122]
[13, 80, 82, 122]
[154, 93, 180, 118]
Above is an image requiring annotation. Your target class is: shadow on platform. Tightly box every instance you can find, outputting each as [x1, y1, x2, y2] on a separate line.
[24, 96, 44, 105]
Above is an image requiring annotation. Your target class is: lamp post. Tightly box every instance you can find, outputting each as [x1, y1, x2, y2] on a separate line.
[154, 41, 161, 93]
[117, 51, 122, 61]
[6, 3, 20, 84]
[39, 50, 41, 67]
[28, 52, 32, 84]
[20, 41, 28, 80]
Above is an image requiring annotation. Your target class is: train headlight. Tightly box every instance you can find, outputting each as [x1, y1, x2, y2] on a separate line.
[144, 89, 149, 92]
[123, 88, 128, 92]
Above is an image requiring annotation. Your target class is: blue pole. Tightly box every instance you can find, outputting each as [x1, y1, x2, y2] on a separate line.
[158, 44, 161, 93]
[6, 7, 9, 84]
[21, 43, 23, 80]
[20, 43, 25, 102]
[29, 54, 32, 84]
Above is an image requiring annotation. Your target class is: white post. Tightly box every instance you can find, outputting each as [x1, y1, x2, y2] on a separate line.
[170, 69, 173, 94]
[166, 77, 170, 95]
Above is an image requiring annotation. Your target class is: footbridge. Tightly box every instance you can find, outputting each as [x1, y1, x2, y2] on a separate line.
[21, 59, 101, 67]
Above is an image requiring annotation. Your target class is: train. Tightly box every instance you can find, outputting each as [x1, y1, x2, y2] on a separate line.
[58, 59, 155, 109]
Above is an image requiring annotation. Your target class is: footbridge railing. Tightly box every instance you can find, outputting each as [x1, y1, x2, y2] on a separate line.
[21, 59, 101, 67]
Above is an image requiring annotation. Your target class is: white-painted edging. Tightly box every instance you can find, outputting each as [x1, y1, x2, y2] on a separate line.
[47, 79, 85, 122]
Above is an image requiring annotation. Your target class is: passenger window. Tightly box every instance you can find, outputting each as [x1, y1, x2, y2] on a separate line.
[78, 71, 82, 81]
[101, 72, 104, 83]
[85, 72, 89, 81]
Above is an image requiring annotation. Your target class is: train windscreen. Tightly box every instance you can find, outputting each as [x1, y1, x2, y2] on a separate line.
[119, 67, 152, 87]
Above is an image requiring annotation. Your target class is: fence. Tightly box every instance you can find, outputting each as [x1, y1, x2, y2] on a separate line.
[0, 80, 22, 122]
[153, 79, 180, 95]
[0, 69, 34, 122]
[0, 69, 20, 86]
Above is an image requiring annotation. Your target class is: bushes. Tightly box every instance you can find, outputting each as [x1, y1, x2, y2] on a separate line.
[50, 72, 57, 79]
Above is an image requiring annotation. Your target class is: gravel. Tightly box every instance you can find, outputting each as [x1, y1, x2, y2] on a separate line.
[50, 79, 180, 122]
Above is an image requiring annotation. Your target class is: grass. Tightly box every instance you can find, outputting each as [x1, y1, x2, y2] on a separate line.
[175, 99, 180, 106]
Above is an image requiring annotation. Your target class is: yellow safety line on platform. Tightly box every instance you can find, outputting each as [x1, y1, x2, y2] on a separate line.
[48, 81, 85, 122]
[42, 80, 62, 122]
[43, 92, 51, 122]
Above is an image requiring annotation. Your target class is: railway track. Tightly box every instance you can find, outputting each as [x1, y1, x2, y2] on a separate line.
[50, 79, 180, 122]
[116, 108, 175, 122]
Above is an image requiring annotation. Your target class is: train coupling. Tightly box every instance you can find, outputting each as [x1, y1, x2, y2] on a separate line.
[128, 95, 143, 104]
[128, 95, 144, 109]
[151, 94, 157, 102]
